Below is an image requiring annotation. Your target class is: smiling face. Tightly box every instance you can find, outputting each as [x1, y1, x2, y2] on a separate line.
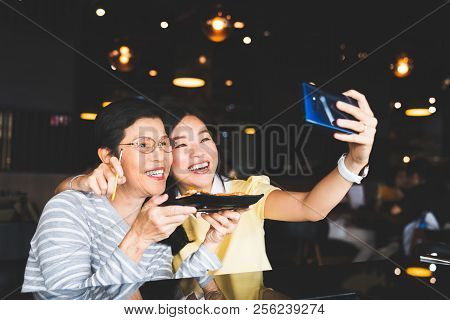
[116, 117, 172, 197]
[170, 115, 218, 193]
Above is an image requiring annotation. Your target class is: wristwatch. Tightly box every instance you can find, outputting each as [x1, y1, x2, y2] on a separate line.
[337, 153, 369, 184]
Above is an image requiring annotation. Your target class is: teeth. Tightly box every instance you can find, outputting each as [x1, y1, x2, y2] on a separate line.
[146, 169, 164, 177]
[189, 162, 209, 171]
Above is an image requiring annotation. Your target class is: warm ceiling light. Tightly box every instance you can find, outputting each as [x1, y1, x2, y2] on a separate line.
[392, 56, 413, 78]
[101, 101, 112, 108]
[148, 69, 158, 77]
[430, 277, 436, 284]
[429, 97, 436, 104]
[243, 36, 252, 44]
[403, 156, 411, 164]
[405, 267, 432, 278]
[119, 46, 130, 55]
[172, 77, 205, 88]
[397, 63, 409, 75]
[394, 268, 401, 276]
[244, 127, 256, 135]
[198, 55, 207, 64]
[160, 21, 169, 29]
[119, 55, 130, 64]
[109, 45, 134, 72]
[405, 108, 432, 117]
[225, 80, 233, 87]
[80, 113, 97, 121]
[233, 21, 245, 29]
[394, 102, 402, 109]
[96, 8, 106, 17]
[211, 16, 226, 31]
[428, 106, 436, 114]
[203, 13, 231, 42]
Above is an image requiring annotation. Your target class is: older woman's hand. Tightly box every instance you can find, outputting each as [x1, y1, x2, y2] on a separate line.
[334, 90, 377, 171]
[128, 194, 196, 248]
[201, 209, 244, 252]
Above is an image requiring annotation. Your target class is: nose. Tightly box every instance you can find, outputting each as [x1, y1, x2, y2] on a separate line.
[187, 142, 205, 159]
[150, 145, 166, 162]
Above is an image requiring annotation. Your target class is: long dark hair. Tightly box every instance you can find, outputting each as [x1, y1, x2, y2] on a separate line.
[94, 98, 189, 255]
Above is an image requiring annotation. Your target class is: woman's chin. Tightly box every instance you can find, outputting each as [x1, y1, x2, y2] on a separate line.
[182, 174, 214, 192]
[144, 183, 166, 197]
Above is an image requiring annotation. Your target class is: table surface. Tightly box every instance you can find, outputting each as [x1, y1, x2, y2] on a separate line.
[3, 258, 448, 300]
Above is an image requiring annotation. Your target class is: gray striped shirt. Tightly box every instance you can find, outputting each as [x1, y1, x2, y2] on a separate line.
[22, 190, 221, 293]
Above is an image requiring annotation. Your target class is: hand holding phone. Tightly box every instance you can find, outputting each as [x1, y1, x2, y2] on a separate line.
[303, 82, 359, 134]
[302, 82, 378, 171]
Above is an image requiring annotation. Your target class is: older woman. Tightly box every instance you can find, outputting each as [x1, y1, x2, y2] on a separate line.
[22, 99, 238, 294]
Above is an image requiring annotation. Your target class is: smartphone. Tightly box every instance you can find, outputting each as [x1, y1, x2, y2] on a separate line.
[302, 82, 359, 134]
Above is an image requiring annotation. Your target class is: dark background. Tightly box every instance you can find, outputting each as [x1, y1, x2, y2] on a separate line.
[0, 0, 449, 299]
[0, 0, 448, 179]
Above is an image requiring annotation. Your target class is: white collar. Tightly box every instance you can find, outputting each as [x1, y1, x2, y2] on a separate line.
[211, 174, 226, 193]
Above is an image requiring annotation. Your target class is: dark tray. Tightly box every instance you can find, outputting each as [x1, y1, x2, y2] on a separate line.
[163, 193, 264, 213]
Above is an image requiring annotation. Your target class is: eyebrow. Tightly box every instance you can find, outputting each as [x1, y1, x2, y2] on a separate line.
[172, 128, 210, 140]
[132, 135, 168, 141]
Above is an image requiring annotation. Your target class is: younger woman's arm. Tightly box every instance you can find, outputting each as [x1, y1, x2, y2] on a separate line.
[264, 90, 377, 222]
[54, 157, 124, 196]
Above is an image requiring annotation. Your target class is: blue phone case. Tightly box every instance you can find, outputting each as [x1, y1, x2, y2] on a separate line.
[302, 82, 358, 134]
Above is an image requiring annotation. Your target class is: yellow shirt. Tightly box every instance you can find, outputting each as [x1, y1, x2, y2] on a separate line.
[173, 175, 280, 299]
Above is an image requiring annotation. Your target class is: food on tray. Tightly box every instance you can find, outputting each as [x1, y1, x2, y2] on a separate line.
[177, 190, 247, 199]
[215, 192, 247, 196]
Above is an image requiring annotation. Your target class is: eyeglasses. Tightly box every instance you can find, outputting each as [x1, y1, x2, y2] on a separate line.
[118, 136, 175, 154]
